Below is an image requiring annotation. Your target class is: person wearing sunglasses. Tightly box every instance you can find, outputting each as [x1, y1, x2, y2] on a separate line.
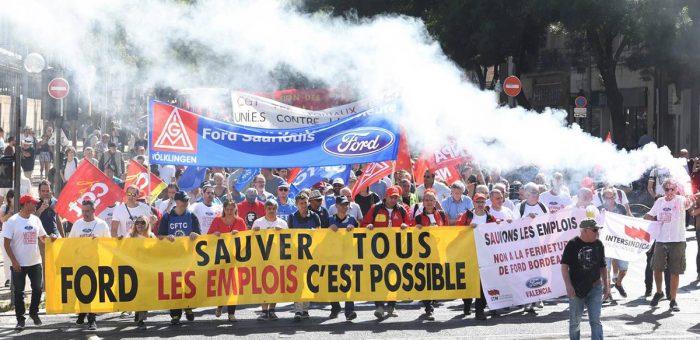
[644, 178, 695, 312]
[158, 191, 201, 325]
[561, 219, 608, 340]
[69, 200, 111, 330]
[128, 216, 155, 330]
[111, 185, 151, 238]
[415, 169, 451, 203]
[275, 182, 297, 221]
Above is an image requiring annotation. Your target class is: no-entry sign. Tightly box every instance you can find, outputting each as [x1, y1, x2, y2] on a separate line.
[48, 78, 70, 100]
[503, 76, 521, 97]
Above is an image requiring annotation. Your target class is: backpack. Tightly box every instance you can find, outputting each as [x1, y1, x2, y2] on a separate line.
[519, 201, 547, 217]
[415, 209, 448, 226]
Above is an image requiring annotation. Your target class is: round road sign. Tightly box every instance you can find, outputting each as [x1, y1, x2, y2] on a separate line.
[48, 78, 70, 100]
[503, 76, 522, 97]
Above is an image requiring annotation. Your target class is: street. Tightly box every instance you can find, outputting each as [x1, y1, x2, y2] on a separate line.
[1, 229, 699, 339]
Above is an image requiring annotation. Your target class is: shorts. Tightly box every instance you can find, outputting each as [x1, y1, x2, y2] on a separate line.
[38, 152, 51, 162]
[652, 242, 686, 274]
[606, 258, 629, 272]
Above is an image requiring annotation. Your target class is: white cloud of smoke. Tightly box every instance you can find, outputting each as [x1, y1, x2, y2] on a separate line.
[0, 0, 689, 189]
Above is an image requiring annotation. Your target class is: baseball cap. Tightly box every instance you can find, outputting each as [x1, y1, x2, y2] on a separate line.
[309, 190, 323, 200]
[385, 186, 401, 197]
[332, 178, 345, 186]
[278, 182, 290, 189]
[19, 194, 40, 205]
[335, 196, 350, 205]
[473, 193, 487, 202]
[174, 191, 190, 202]
[580, 219, 602, 229]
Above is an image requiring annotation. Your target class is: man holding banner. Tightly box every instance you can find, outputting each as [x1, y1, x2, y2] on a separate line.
[561, 219, 608, 340]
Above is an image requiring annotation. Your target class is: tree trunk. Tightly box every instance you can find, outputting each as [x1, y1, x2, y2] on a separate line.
[473, 65, 486, 90]
[600, 67, 626, 148]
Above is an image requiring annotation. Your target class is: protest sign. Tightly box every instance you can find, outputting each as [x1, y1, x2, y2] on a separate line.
[45, 227, 480, 313]
[474, 208, 588, 309]
[600, 211, 660, 262]
[149, 100, 400, 168]
[231, 91, 370, 128]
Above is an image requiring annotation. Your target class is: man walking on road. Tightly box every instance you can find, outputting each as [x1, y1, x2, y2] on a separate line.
[561, 219, 609, 340]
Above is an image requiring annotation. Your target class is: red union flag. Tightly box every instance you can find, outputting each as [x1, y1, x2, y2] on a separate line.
[352, 161, 393, 198]
[151, 101, 199, 153]
[414, 142, 470, 185]
[55, 160, 125, 223]
[600, 211, 661, 261]
[124, 160, 167, 203]
[394, 129, 412, 173]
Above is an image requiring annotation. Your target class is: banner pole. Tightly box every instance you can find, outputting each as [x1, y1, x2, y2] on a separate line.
[146, 96, 152, 204]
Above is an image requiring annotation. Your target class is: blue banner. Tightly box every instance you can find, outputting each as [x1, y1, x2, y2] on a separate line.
[178, 166, 208, 192]
[235, 168, 260, 192]
[148, 100, 400, 168]
[289, 166, 351, 196]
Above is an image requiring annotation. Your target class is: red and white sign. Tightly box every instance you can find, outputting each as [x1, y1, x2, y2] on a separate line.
[55, 160, 125, 223]
[503, 76, 522, 97]
[352, 161, 393, 198]
[600, 211, 661, 261]
[47, 78, 70, 100]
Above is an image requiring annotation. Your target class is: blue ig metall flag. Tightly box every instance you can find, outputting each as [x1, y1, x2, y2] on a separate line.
[235, 168, 260, 192]
[178, 166, 208, 192]
[290, 165, 351, 196]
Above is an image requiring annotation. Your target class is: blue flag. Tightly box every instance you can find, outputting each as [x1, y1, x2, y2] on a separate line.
[235, 168, 260, 192]
[290, 165, 351, 196]
[178, 166, 207, 192]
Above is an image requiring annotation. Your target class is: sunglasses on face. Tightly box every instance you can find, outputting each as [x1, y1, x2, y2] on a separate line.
[424, 175, 435, 178]
[135, 221, 147, 226]
[278, 188, 289, 192]
[126, 192, 137, 197]
[664, 187, 676, 192]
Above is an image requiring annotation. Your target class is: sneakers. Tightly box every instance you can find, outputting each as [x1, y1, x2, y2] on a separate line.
[346, 312, 357, 321]
[170, 316, 181, 325]
[386, 305, 397, 317]
[534, 301, 544, 309]
[425, 311, 435, 321]
[137, 320, 147, 330]
[644, 287, 652, 297]
[215, 306, 223, 318]
[76, 314, 85, 325]
[475, 310, 487, 321]
[302, 311, 310, 319]
[185, 309, 195, 321]
[4, 280, 9, 287]
[329, 309, 340, 319]
[268, 310, 278, 321]
[670, 300, 680, 312]
[257, 311, 270, 321]
[524, 305, 536, 313]
[15, 319, 25, 330]
[463, 304, 472, 316]
[650, 292, 664, 307]
[294, 312, 302, 321]
[615, 284, 627, 298]
[29, 314, 42, 326]
[87, 321, 97, 331]
[374, 305, 385, 319]
[228, 314, 237, 322]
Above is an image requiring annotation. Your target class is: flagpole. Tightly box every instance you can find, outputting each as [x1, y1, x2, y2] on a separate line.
[146, 96, 152, 204]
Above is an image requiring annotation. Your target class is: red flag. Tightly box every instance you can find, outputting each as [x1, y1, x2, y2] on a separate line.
[55, 160, 125, 224]
[605, 132, 612, 144]
[352, 161, 394, 198]
[286, 168, 302, 184]
[124, 159, 166, 202]
[395, 129, 412, 173]
[414, 142, 470, 185]
[433, 165, 461, 185]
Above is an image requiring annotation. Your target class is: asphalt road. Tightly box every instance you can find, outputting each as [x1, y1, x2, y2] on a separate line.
[1, 229, 700, 340]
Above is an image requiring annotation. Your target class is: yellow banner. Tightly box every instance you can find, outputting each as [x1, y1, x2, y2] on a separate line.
[45, 227, 480, 313]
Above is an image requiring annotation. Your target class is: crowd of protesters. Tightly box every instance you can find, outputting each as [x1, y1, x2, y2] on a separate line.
[1, 124, 700, 339]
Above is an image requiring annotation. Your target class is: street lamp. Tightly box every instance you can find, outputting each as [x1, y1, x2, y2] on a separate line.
[14, 53, 45, 210]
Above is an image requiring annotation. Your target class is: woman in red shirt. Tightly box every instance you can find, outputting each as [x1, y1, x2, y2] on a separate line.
[208, 200, 247, 322]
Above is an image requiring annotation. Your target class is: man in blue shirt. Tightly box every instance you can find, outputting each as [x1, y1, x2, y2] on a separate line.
[276, 182, 297, 221]
[158, 191, 201, 325]
[308, 190, 330, 228]
[441, 181, 473, 225]
[286, 193, 320, 320]
[328, 196, 358, 320]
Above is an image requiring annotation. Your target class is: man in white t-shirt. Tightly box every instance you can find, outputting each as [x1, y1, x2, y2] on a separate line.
[189, 185, 222, 235]
[111, 185, 151, 237]
[158, 164, 177, 185]
[416, 169, 451, 203]
[514, 182, 549, 220]
[592, 184, 632, 216]
[648, 167, 671, 199]
[488, 189, 513, 222]
[644, 178, 694, 312]
[539, 178, 572, 214]
[98, 203, 118, 226]
[156, 184, 179, 214]
[2, 194, 56, 329]
[68, 199, 111, 330]
[251, 199, 287, 321]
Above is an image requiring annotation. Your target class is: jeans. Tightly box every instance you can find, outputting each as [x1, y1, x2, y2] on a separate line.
[330, 301, 355, 316]
[696, 226, 700, 274]
[569, 283, 603, 340]
[12, 264, 43, 321]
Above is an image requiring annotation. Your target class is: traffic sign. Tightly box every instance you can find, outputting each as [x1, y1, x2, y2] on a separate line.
[575, 96, 587, 108]
[48, 78, 70, 100]
[574, 107, 587, 118]
[503, 76, 521, 97]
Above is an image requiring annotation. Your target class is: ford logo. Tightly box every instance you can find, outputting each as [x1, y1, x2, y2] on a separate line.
[24, 226, 33, 230]
[526, 277, 548, 289]
[83, 228, 92, 233]
[322, 128, 394, 157]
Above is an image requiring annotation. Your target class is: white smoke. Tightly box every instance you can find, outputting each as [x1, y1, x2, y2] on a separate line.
[0, 0, 689, 190]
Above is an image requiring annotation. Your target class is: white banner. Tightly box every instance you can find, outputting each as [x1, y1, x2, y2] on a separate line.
[230, 91, 371, 128]
[600, 211, 660, 262]
[474, 208, 588, 309]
